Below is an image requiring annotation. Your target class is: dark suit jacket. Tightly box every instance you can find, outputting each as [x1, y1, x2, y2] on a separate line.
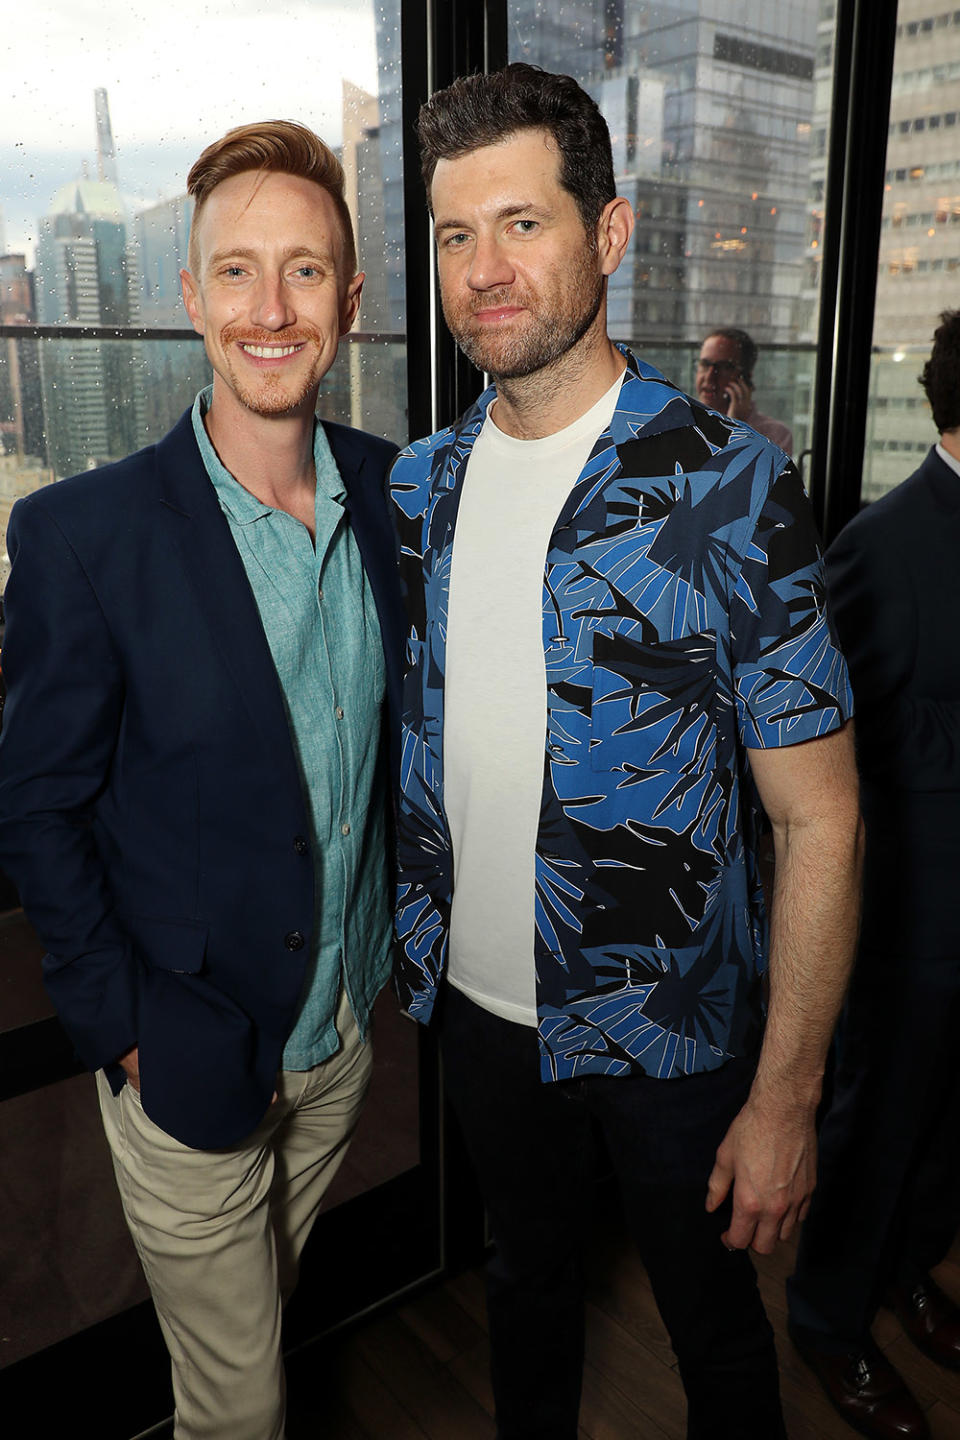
[825, 445, 960, 959]
[0, 408, 402, 1148]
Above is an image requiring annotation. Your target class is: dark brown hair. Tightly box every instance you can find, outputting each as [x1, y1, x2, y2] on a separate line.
[186, 120, 356, 276]
[920, 309, 960, 433]
[417, 63, 616, 233]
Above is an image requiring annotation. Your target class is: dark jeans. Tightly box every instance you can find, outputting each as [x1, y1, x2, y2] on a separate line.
[439, 985, 785, 1440]
[789, 944, 960, 1346]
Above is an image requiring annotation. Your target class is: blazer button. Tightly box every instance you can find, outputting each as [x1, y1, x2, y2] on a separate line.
[293, 835, 309, 855]
[284, 930, 305, 951]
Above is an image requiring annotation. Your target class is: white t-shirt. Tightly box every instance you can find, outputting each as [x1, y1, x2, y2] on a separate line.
[443, 372, 625, 1025]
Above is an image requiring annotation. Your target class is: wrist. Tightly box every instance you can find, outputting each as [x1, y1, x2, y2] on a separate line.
[745, 1068, 822, 1121]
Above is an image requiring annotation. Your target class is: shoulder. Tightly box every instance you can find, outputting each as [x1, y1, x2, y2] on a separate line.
[747, 409, 792, 453]
[829, 451, 943, 562]
[9, 410, 196, 549]
[392, 422, 457, 471]
[13, 443, 159, 534]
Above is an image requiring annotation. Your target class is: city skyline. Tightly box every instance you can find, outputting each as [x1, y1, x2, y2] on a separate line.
[1, 0, 954, 504]
[3, 0, 380, 265]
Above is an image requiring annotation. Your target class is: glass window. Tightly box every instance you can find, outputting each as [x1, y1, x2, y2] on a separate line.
[864, 0, 960, 502]
[507, 0, 838, 462]
[1, 0, 408, 578]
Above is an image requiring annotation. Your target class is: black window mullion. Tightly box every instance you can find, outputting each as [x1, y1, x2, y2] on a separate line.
[809, 0, 900, 543]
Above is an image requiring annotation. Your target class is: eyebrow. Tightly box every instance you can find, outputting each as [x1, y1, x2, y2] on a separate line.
[206, 246, 336, 268]
[434, 202, 555, 233]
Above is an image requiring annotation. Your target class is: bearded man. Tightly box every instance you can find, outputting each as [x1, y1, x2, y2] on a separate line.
[389, 64, 863, 1440]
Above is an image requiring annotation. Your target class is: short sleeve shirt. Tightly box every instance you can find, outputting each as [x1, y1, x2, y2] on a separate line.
[390, 349, 852, 1082]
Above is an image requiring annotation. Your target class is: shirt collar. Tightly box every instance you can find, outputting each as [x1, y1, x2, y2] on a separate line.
[191, 386, 345, 526]
[936, 440, 960, 480]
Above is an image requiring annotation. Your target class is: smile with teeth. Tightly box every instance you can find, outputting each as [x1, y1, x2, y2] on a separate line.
[239, 342, 305, 359]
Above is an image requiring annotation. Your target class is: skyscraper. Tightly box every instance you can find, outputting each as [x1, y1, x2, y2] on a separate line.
[862, 1, 960, 497]
[132, 192, 209, 440]
[509, 0, 819, 350]
[34, 91, 145, 477]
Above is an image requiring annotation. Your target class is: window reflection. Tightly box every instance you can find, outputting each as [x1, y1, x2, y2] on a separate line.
[0, 0, 408, 580]
[867, 0, 960, 501]
[507, 0, 837, 460]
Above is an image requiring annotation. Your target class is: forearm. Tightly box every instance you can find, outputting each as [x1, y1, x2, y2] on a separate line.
[752, 800, 864, 1114]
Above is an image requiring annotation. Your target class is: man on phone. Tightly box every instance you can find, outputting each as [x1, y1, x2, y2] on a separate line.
[695, 327, 793, 453]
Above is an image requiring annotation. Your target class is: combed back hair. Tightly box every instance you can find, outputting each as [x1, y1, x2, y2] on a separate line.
[186, 120, 356, 277]
[704, 327, 758, 385]
[920, 309, 960, 432]
[417, 63, 616, 234]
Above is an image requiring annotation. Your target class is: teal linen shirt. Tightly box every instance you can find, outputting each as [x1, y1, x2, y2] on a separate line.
[192, 389, 391, 1069]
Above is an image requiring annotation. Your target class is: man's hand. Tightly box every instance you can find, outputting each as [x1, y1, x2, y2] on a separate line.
[705, 1095, 817, 1254]
[118, 1045, 141, 1092]
[722, 374, 752, 421]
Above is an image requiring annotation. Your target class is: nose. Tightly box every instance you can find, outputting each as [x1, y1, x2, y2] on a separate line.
[250, 274, 297, 331]
[466, 234, 515, 292]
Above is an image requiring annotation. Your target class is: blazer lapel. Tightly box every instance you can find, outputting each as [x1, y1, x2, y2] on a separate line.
[152, 411, 302, 784]
[325, 422, 403, 712]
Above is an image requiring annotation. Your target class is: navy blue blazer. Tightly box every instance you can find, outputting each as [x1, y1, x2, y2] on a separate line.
[0, 408, 402, 1148]
[825, 444, 960, 959]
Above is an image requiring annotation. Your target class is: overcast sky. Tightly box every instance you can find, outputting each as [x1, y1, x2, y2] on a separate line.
[2, 0, 385, 262]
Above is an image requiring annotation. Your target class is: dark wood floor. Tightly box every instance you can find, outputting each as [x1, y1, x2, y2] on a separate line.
[290, 1230, 960, 1440]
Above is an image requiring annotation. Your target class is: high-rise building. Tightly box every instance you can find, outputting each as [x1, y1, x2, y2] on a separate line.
[135, 193, 193, 326]
[510, 0, 819, 353]
[338, 78, 406, 443]
[0, 254, 43, 461]
[33, 91, 145, 477]
[94, 87, 120, 189]
[132, 192, 209, 439]
[0, 254, 52, 584]
[862, 1, 960, 498]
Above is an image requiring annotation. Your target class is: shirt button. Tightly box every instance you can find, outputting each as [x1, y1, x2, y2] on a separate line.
[335, 706, 344, 720]
[317, 586, 324, 601]
[341, 822, 351, 836]
[284, 930, 305, 951]
[293, 835, 309, 855]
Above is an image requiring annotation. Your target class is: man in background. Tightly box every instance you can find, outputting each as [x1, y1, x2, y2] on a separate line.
[0, 121, 401, 1439]
[391, 63, 862, 1439]
[788, 311, 960, 1440]
[695, 326, 794, 452]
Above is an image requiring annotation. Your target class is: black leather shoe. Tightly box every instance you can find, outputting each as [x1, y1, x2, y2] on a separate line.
[887, 1274, 960, 1371]
[789, 1325, 930, 1440]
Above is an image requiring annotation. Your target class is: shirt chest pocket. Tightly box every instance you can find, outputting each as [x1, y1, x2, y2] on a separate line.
[589, 630, 719, 774]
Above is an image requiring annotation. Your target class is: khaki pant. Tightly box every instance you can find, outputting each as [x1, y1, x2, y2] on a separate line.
[97, 987, 372, 1440]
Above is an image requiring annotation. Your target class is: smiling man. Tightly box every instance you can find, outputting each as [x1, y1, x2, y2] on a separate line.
[0, 122, 402, 1440]
[390, 65, 863, 1440]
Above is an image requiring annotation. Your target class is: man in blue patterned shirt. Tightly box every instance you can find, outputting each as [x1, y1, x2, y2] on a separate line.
[391, 65, 863, 1439]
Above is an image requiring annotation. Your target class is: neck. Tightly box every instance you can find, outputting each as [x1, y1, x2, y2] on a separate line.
[491, 326, 625, 441]
[204, 380, 317, 513]
[941, 429, 960, 466]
